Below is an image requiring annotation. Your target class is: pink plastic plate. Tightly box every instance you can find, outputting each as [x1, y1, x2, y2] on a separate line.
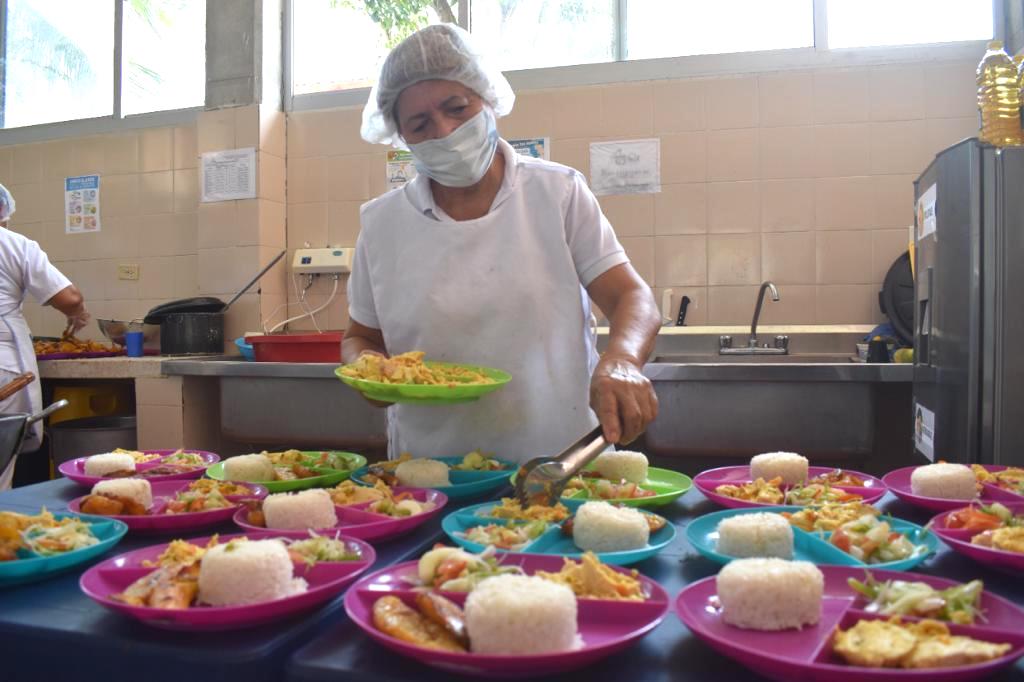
[79, 532, 375, 630]
[693, 466, 886, 509]
[880, 466, 1011, 512]
[67, 480, 268, 534]
[675, 565, 1024, 682]
[344, 553, 669, 678]
[234, 487, 447, 542]
[929, 501, 1024, 575]
[37, 350, 124, 360]
[59, 450, 220, 487]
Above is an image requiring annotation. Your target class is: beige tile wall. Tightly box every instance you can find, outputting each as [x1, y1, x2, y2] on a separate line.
[6, 123, 200, 340]
[287, 58, 978, 327]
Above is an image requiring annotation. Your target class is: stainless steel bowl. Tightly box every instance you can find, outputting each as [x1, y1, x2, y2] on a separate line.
[97, 319, 161, 347]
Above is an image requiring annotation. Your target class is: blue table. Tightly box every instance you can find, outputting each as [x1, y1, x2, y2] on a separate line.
[0, 478, 456, 682]
[287, 491, 1024, 682]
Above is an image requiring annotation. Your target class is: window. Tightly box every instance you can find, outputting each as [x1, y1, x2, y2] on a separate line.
[2, 0, 114, 128]
[626, 0, 813, 60]
[290, 0, 995, 101]
[827, 0, 993, 49]
[470, 0, 615, 72]
[292, 0, 450, 95]
[0, 0, 205, 130]
[122, 0, 206, 115]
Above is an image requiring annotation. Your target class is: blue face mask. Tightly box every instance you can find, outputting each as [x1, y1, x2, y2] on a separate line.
[408, 107, 499, 188]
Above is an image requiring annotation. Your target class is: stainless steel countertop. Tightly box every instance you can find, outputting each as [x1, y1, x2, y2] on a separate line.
[161, 356, 913, 382]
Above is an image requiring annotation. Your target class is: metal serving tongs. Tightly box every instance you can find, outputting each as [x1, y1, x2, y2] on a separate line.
[514, 425, 608, 507]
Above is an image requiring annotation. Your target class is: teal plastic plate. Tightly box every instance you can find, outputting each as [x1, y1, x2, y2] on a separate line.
[334, 362, 511, 405]
[351, 456, 513, 501]
[685, 505, 938, 572]
[0, 512, 128, 587]
[441, 501, 676, 566]
[205, 451, 367, 494]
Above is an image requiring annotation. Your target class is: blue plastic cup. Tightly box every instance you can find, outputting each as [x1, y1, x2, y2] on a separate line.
[125, 331, 144, 357]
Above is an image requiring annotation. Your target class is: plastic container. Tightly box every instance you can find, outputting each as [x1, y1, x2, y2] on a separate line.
[977, 40, 1022, 147]
[245, 332, 343, 363]
[50, 384, 133, 426]
[234, 337, 255, 361]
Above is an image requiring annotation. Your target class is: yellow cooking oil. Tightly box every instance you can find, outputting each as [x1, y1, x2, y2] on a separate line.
[977, 41, 1022, 147]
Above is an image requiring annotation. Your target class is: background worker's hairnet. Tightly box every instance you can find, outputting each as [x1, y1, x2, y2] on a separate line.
[0, 184, 16, 222]
[361, 23, 515, 148]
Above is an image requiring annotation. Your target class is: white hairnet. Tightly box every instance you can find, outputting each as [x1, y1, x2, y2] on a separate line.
[0, 183, 15, 222]
[361, 23, 515, 148]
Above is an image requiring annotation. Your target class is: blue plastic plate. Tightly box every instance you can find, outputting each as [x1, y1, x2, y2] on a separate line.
[0, 512, 129, 587]
[685, 505, 937, 572]
[351, 456, 514, 501]
[440, 501, 676, 566]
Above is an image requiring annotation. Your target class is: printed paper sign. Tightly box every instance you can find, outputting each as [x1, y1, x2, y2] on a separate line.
[589, 138, 661, 196]
[917, 183, 937, 240]
[201, 148, 256, 202]
[65, 175, 101, 234]
[385, 138, 552, 191]
[386, 150, 416, 191]
[914, 402, 936, 461]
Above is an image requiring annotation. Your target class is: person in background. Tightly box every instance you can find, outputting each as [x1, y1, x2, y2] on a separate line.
[0, 183, 90, 490]
[342, 24, 661, 463]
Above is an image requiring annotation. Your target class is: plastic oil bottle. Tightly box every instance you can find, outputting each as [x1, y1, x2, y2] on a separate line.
[977, 40, 1022, 146]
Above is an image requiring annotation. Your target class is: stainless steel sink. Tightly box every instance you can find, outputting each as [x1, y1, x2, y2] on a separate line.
[652, 353, 857, 364]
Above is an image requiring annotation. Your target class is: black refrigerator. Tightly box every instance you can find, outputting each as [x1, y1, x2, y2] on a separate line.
[912, 138, 1024, 466]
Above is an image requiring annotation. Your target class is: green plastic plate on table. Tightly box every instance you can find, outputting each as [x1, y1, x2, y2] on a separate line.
[0, 512, 128, 587]
[685, 505, 938, 572]
[351, 456, 514, 501]
[510, 465, 692, 509]
[205, 451, 367, 494]
[334, 362, 511, 405]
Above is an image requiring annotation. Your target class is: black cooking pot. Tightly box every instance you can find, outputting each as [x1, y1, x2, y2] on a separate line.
[144, 297, 225, 355]
[0, 400, 68, 473]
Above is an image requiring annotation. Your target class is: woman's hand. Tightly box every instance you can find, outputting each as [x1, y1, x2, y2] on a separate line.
[67, 309, 90, 333]
[589, 353, 658, 444]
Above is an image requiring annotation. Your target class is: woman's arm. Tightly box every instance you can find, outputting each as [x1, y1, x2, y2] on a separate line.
[45, 285, 90, 332]
[586, 263, 661, 444]
[341, 320, 387, 364]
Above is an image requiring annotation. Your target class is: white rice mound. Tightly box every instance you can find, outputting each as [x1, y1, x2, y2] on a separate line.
[198, 539, 307, 606]
[594, 450, 649, 484]
[716, 512, 793, 559]
[263, 489, 338, 530]
[716, 558, 823, 631]
[395, 459, 450, 487]
[91, 478, 153, 510]
[910, 462, 976, 500]
[223, 454, 275, 482]
[572, 501, 650, 553]
[749, 452, 808, 486]
[464, 574, 581, 654]
[84, 453, 136, 477]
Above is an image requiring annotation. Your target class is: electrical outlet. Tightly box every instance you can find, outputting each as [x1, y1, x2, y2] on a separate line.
[117, 264, 139, 281]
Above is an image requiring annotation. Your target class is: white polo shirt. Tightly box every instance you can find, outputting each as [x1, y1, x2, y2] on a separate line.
[348, 139, 628, 462]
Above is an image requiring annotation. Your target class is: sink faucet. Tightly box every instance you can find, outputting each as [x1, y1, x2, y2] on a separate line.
[719, 281, 789, 355]
[750, 281, 779, 346]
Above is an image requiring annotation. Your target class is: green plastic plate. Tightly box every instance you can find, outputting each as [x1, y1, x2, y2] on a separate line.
[512, 465, 692, 509]
[334, 362, 511, 405]
[205, 451, 367, 494]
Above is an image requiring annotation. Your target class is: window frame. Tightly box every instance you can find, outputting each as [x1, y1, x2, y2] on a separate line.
[0, 0, 205, 145]
[286, 0, 1003, 113]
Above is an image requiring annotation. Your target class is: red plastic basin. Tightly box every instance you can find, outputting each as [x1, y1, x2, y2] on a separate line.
[245, 332, 343, 363]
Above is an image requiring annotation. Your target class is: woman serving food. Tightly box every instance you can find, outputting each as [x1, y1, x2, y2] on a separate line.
[342, 24, 660, 463]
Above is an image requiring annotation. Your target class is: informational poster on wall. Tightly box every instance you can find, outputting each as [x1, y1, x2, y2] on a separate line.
[914, 401, 936, 461]
[589, 138, 661, 196]
[200, 147, 256, 202]
[64, 175, 101, 234]
[385, 138, 551, 191]
[917, 183, 937, 240]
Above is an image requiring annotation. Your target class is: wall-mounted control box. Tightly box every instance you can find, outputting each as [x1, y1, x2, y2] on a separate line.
[292, 247, 353, 274]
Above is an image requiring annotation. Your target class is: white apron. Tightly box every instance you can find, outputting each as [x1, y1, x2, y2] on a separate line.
[0, 302, 42, 490]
